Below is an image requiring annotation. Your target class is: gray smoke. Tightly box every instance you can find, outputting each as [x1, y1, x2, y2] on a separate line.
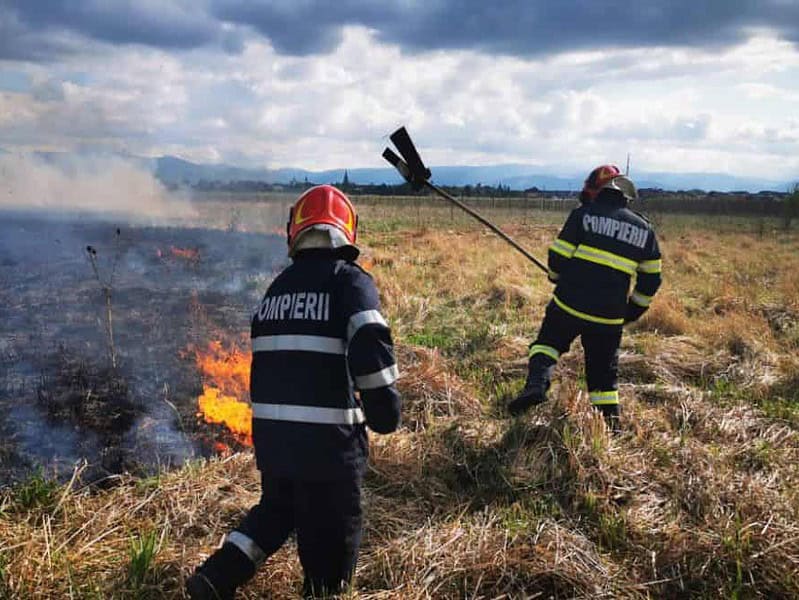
[0, 153, 195, 222]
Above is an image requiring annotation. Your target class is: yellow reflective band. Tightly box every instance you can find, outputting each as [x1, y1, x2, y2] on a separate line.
[638, 259, 662, 274]
[528, 344, 560, 360]
[553, 295, 625, 325]
[630, 290, 653, 307]
[573, 245, 637, 275]
[590, 390, 619, 405]
[548, 269, 560, 281]
[549, 238, 576, 259]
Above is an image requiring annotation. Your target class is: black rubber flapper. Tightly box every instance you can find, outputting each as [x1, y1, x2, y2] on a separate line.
[381, 148, 413, 183]
[389, 126, 431, 189]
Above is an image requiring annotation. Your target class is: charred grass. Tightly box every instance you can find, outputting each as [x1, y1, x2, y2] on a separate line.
[2, 204, 799, 598]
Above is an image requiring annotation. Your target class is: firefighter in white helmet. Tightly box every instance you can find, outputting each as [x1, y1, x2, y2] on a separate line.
[509, 165, 662, 432]
[187, 185, 402, 599]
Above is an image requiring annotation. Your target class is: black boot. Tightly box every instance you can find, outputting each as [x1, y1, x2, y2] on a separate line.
[187, 542, 256, 600]
[302, 578, 348, 599]
[186, 571, 232, 600]
[508, 355, 555, 416]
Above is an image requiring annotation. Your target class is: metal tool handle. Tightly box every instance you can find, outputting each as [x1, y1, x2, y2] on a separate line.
[382, 127, 549, 274]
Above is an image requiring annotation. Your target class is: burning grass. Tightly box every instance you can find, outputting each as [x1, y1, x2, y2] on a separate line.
[189, 338, 253, 446]
[2, 202, 799, 597]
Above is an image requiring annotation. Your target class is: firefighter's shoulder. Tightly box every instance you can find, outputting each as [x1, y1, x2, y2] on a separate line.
[332, 260, 380, 310]
[570, 203, 588, 216]
[618, 206, 653, 230]
[334, 259, 374, 280]
[629, 208, 653, 227]
[263, 264, 291, 293]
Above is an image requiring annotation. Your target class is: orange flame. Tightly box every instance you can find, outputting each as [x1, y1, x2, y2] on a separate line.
[192, 339, 253, 446]
[170, 246, 201, 260]
[214, 441, 232, 455]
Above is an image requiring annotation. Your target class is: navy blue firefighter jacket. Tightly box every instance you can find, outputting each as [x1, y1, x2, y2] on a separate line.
[250, 248, 401, 480]
[547, 190, 663, 327]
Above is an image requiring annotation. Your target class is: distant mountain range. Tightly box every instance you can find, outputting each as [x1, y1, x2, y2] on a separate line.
[152, 156, 793, 193]
[4, 149, 793, 193]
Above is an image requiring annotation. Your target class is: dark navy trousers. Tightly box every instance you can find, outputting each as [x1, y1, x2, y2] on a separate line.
[235, 472, 363, 597]
[529, 301, 623, 409]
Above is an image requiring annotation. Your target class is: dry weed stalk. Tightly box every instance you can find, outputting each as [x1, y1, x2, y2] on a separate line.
[85, 227, 123, 369]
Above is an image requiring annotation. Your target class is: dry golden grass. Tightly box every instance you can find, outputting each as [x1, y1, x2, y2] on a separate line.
[2, 200, 799, 598]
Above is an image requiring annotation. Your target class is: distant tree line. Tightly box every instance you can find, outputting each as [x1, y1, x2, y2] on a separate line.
[187, 177, 564, 198]
[184, 175, 799, 220]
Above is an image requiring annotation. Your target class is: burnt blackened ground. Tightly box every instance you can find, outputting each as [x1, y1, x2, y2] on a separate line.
[0, 210, 286, 485]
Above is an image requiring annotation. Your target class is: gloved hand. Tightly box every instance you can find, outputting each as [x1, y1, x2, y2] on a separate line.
[624, 300, 646, 324]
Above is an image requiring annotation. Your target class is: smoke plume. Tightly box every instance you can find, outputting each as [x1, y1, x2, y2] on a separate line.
[0, 153, 195, 222]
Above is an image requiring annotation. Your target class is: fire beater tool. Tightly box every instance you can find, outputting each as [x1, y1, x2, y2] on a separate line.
[382, 127, 548, 274]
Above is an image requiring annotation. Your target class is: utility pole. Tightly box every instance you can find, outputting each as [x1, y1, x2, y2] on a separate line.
[626, 153, 631, 176]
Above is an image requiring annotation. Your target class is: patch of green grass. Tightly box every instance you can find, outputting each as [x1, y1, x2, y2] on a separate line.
[560, 422, 581, 455]
[0, 552, 8, 595]
[9, 468, 59, 513]
[127, 528, 162, 591]
[755, 379, 799, 427]
[360, 217, 411, 233]
[758, 396, 799, 427]
[134, 474, 162, 494]
[483, 376, 524, 412]
[578, 491, 627, 552]
[706, 376, 748, 406]
[499, 494, 563, 534]
[405, 329, 459, 351]
[720, 517, 754, 600]
[597, 511, 627, 552]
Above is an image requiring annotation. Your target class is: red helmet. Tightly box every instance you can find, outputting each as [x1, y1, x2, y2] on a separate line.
[580, 164, 637, 203]
[286, 185, 358, 256]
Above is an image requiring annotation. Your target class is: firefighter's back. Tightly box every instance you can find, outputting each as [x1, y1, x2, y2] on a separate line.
[553, 195, 659, 327]
[250, 251, 370, 480]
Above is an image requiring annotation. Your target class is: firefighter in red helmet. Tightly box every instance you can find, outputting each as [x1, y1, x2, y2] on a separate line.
[188, 185, 401, 599]
[509, 166, 662, 432]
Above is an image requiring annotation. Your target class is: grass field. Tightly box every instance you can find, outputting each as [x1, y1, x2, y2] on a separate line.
[2, 195, 799, 598]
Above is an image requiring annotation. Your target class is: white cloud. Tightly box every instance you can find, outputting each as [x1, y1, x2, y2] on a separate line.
[1, 26, 798, 179]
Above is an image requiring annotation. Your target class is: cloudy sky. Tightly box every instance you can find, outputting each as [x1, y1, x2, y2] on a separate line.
[1, 1, 799, 179]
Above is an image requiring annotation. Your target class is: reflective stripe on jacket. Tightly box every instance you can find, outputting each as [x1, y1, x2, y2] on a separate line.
[250, 249, 400, 479]
[547, 191, 662, 327]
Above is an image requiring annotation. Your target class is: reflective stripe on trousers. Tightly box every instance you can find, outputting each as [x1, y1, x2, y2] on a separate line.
[589, 390, 619, 405]
[528, 344, 560, 361]
[226, 531, 266, 565]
